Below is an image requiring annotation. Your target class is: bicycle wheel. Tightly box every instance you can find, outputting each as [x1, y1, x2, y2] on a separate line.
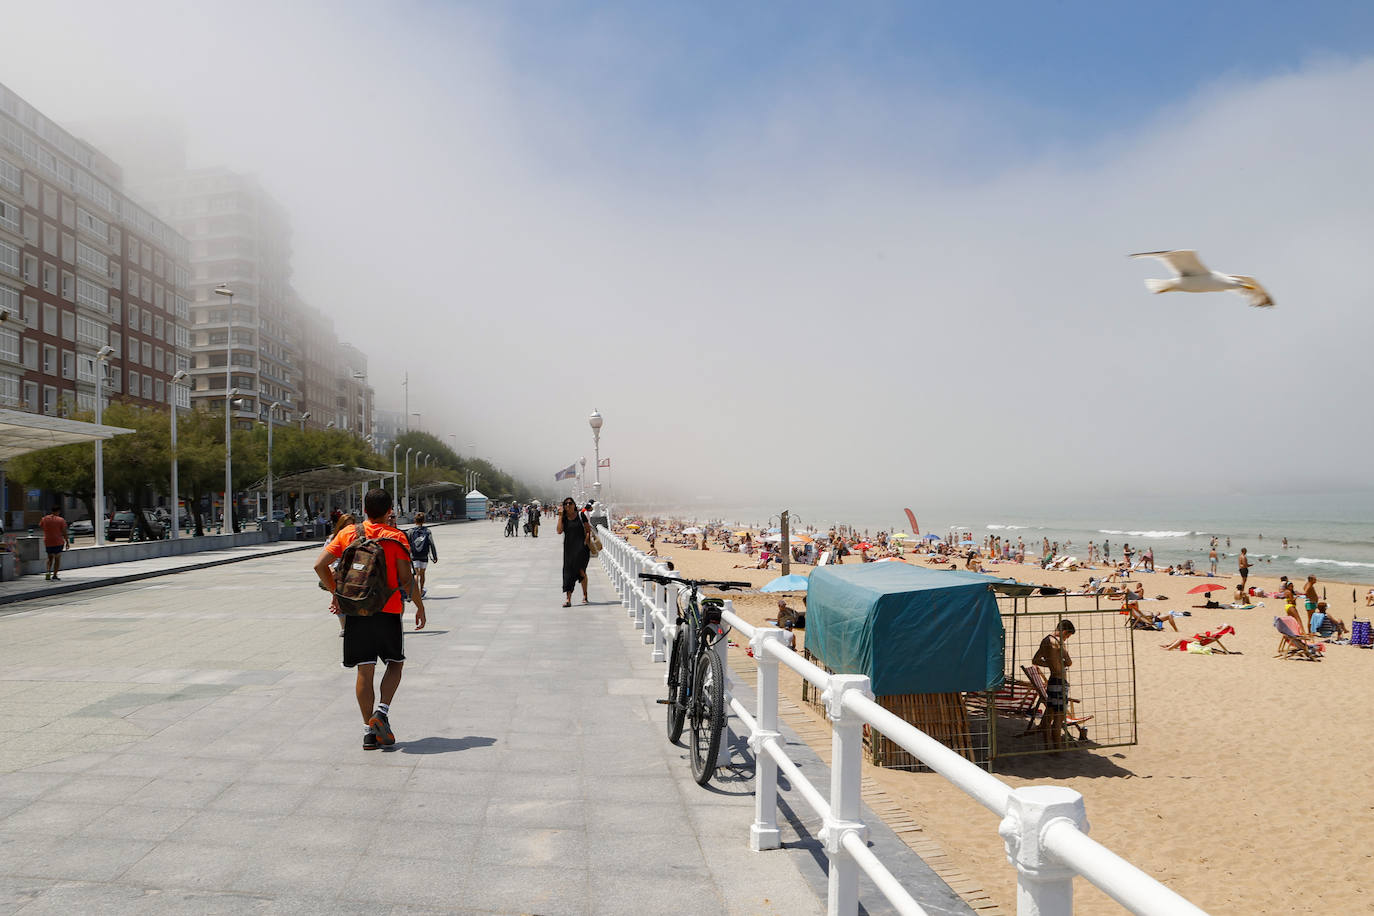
[665, 633, 689, 743]
[689, 648, 726, 786]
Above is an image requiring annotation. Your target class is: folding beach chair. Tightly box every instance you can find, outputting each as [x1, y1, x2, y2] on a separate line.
[1274, 616, 1323, 661]
[1021, 665, 1093, 742]
[1351, 618, 1372, 647]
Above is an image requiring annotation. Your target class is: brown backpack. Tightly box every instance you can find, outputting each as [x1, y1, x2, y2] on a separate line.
[334, 523, 397, 616]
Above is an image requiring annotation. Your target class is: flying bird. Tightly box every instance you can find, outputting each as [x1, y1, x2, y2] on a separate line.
[1129, 250, 1274, 308]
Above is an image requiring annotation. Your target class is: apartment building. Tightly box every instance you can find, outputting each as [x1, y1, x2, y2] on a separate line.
[0, 82, 191, 421]
[144, 168, 375, 438]
[141, 168, 301, 430]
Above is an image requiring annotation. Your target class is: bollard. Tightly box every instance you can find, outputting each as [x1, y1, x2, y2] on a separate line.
[998, 786, 1087, 916]
[749, 627, 786, 851]
[820, 675, 873, 916]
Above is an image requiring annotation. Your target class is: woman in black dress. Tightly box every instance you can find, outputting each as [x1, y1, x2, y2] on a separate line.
[556, 497, 591, 606]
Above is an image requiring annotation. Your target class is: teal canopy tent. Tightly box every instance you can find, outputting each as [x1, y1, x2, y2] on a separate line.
[806, 564, 1007, 695]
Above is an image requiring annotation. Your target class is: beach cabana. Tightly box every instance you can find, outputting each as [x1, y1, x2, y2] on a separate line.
[803, 563, 1008, 768]
[465, 489, 489, 521]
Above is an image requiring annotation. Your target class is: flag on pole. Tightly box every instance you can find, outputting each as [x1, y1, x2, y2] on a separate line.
[598, 458, 610, 468]
[554, 463, 577, 481]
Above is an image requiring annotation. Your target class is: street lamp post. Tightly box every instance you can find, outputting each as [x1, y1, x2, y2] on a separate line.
[214, 284, 235, 532]
[589, 409, 603, 505]
[392, 443, 401, 497]
[405, 447, 414, 515]
[266, 401, 282, 528]
[93, 345, 114, 546]
[169, 370, 188, 540]
[579, 457, 587, 503]
[299, 411, 310, 432]
[411, 412, 421, 432]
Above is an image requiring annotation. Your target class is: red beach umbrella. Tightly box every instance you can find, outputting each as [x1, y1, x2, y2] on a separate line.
[1187, 583, 1226, 594]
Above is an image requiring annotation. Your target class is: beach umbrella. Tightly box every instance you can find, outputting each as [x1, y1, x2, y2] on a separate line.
[891, 532, 912, 539]
[875, 556, 909, 563]
[683, 527, 702, 535]
[625, 523, 640, 530]
[1187, 583, 1226, 594]
[761, 575, 809, 593]
[921, 534, 941, 541]
[734, 530, 752, 537]
[853, 542, 874, 550]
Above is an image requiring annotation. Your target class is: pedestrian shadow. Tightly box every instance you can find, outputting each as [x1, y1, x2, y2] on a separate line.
[406, 629, 450, 636]
[396, 735, 498, 755]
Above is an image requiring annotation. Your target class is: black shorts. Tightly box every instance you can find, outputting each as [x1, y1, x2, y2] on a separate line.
[46, 546, 64, 556]
[342, 612, 405, 668]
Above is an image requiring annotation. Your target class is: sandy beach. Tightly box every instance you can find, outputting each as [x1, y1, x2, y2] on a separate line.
[618, 531, 1374, 914]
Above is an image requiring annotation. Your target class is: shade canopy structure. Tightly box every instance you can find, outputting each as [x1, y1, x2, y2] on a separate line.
[411, 480, 465, 496]
[249, 464, 393, 494]
[0, 408, 134, 461]
[465, 489, 488, 520]
[806, 564, 1008, 696]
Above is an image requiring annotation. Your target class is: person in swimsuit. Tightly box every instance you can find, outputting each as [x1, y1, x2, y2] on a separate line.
[1032, 620, 1076, 750]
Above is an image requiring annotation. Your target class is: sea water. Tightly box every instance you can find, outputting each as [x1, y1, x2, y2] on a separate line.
[617, 494, 1374, 587]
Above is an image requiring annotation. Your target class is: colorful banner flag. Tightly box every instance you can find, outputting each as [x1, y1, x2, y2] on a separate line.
[554, 463, 577, 481]
[598, 458, 610, 468]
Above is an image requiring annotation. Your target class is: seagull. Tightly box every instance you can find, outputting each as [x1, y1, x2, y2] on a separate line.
[1129, 250, 1274, 308]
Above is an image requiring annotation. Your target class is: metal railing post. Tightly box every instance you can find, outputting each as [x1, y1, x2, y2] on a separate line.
[664, 580, 681, 681]
[750, 627, 785, 851]
[629, 552, 641, 618]
[634, 552, 647, 629]
[998, 786, 1086, 916]
[822, 675, 873, 916]
[714, 599, 736, 770]
[620, 540, 633, 609]
[650, 570, 667, 660]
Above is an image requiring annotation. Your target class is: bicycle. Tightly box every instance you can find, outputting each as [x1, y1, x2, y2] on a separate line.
[640, 572, 750, 786]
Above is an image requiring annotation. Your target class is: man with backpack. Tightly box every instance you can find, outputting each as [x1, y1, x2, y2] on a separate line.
[406, 512, 438, 598]
[313, 488, 426, 750]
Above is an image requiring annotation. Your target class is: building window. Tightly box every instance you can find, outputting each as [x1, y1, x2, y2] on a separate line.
[110, 297, 121, 323]
[42, 264, 55, 293]
[141, 374, 152, 399]
[61, 349, 74, 379]
[61, 232, 74, 265]
[141, 341, 152, 366]
[43, 344, 56, 375]
[127, 271, 138, 298]
[22, 380, 37, 412]
[0, 199, 19, 234]
[0, 283, 15, 319]
[77, 314, 105, 347]
[0, 327, 19, 363]
[109, 330, 121, 356]
[0, 372, 19, 407]
[76, 241, 107, 275]
[141, 311, 151, 334]
[128, 303, 139, 329]
[76, 277, 107, 312]
[22, 295, 36, 325]
[61, 310, 75, 342]
[0, 239, 18, 277]
[21, 254, 35, 284]
[127, 370, 139, 395]
[109, 367, 120, 391]
[154, 346, 164, 372]
[43, 384, 57, 415]
[61, 271, 73, 302]
[77, 353, 96, 383]
[0, 158, 19, 194]
[22, 337, 37, 370]
[155, 378, 164, 402]
[42, 223, 56, 256]
[153, 315, 163, 338]
[22, 213, 36, 245]
[76, 206, 108, 240]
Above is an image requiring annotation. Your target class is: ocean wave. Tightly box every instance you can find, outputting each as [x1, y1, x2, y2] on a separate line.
[1096, 529, 1192, 538]
[1296, 557, 1374, 569]
[985, 524, 1027, 530]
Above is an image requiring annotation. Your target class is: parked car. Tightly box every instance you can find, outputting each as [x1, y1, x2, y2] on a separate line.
[105, 511, 138, 540]
[69, 519, 94, 536]
[255, 509, 287, 526]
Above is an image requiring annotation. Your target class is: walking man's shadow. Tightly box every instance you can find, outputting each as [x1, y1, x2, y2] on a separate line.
[395, 735, 497, 755]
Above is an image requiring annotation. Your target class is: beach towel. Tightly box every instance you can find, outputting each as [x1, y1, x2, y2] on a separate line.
[1351, 618, 1372, 647]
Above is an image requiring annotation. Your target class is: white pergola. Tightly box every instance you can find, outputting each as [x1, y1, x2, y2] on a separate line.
[0, 408, 134, 461]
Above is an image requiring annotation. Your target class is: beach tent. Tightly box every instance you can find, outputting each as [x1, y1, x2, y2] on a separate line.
[806, 564, 1006, 695]
[465, 489, 489, 521]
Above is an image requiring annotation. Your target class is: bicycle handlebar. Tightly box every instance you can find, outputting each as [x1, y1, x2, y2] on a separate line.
[639, 573, 752, 591]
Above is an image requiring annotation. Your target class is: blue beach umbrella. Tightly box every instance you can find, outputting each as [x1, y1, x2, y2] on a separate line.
[921, 533, 942, 541]
[760, 575, 809, 593]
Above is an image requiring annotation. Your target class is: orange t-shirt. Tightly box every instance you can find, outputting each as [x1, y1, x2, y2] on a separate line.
[40, 514, 68, 547]
[325, 520, 411, 614]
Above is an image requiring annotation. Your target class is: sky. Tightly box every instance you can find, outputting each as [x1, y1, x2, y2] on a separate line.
[8, 1, 1374, 520]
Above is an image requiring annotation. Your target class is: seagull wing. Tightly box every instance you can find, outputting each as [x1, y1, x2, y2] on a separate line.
[1129, 250, 1210, 277]
[1230, 276, 1275, 308]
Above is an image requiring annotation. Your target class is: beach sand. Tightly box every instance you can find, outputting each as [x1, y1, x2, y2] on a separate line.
[621, 534, 1374, 914]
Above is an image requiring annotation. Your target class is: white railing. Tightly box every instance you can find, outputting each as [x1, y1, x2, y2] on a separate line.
[596, 527, 1208, 916]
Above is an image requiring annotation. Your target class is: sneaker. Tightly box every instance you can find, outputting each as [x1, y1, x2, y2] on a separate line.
[363, 732, 379, 750]
[44, 572, 51, 581]
[50, 576, 60, 582]
[421, 588, 428, 598]
[368, 710, 395, 746]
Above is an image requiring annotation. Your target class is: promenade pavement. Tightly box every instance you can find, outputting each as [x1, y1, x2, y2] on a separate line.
[0, 519, 829, 914]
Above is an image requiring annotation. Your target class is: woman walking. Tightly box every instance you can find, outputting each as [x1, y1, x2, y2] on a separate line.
[557, 497, 591, 607]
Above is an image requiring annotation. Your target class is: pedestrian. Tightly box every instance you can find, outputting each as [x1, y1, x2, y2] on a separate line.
[557, 496, 591, 607]
[406, 511, 439, 598]
[1301, 575, 1320, 632]
[527, 503, 540, 538]
[40, 505, 68, 581]
[1209, 544, 1218, 574]
[506, 502, 521, 537]
[1238, 547, 1252, 590]
[313, 488, 425, 750]
[1032, 619, 1076, 750]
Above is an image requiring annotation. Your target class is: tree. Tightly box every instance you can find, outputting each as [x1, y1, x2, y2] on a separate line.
[101, 403, 172, 539]
[8, 439, 96, 523]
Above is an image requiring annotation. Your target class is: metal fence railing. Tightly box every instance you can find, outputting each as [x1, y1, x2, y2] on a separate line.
[596, 526, 1208, 916]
